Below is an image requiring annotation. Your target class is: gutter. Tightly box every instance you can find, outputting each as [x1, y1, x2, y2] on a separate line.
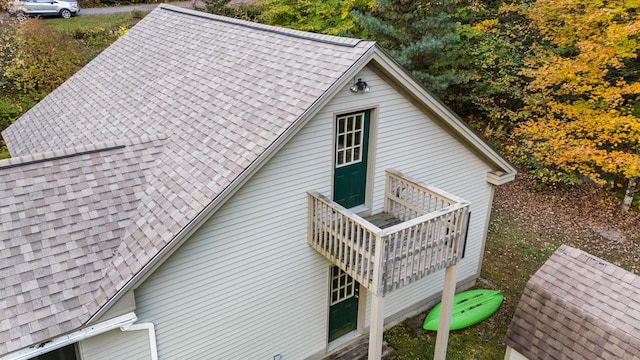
[2, 313, 138, 360]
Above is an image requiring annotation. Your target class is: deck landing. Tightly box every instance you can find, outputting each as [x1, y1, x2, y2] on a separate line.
[321, 335, 397, 360]
[364, 212, 403, 229]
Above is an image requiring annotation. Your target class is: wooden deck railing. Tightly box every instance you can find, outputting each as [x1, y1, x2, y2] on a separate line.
[307, 192, 383, 291]
[308, 170, 470, 296]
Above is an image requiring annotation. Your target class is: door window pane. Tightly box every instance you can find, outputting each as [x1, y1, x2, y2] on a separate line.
[335, 112, 364, 167]
[330, 266, 356, 305]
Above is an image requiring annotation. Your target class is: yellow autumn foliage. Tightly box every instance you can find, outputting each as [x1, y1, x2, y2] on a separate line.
[517, 0, 640, 186]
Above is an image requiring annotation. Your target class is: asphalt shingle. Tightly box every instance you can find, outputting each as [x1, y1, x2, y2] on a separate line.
[0, 135, 167, 354]
[504, 245, 640, 359]
[0, 5, 375, 355]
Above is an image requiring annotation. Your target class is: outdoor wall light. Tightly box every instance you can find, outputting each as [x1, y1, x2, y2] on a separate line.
[350, 78, 370, 93]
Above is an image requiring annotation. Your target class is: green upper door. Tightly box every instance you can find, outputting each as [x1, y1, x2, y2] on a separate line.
[333, 110, 371, 209]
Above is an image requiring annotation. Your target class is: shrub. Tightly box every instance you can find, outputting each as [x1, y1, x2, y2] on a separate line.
[131, 9, 146, 19]
[0, 93, 40, 158]
[0, 19, 19, 75]
[3, 19, 85, 93]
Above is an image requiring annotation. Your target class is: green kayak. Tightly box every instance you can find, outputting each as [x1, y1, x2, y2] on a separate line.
[422, 289, 503, 331]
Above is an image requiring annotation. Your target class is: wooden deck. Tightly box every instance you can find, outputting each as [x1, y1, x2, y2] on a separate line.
[364, 212, 403, 229]
[366, 211, 461, 294]
[308, 170, 470, 297]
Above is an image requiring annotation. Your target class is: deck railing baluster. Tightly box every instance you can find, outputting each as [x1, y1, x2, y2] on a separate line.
[307, 170, 469, 296]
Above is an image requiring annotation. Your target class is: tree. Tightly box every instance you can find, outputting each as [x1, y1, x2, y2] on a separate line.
[515, 0, 640, 209]
[354, 0, 527, 128]
[256, 0, 373, 36]
[0, 19, 86, 158]
[0, 19, 19, 83]
[0, 19, 20, 158]
[203, 0, 274, 22]
[355, 0, 466, 97]
[448, 2, 530, 131]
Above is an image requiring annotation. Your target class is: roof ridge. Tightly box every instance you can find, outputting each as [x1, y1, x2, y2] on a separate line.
[0, 133, 168, 170]
[158, 4, 366, 48]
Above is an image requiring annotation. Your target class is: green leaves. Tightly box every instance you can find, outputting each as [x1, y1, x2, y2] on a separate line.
[3, 20, 84, 93]
[355, 1, 526, 125]
[355, 0, 463, 98]
[0, 15, 137, 157]
[255, 0, 373, 36]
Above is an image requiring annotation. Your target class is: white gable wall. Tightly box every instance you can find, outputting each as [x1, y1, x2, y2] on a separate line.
[134, 65, 495, 359]
[79, 329, 151, 360]
[352, 68, 494, 324]
[313, 67, 494, 326]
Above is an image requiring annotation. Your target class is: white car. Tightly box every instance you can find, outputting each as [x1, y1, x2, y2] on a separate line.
[8, 0, 80, 20]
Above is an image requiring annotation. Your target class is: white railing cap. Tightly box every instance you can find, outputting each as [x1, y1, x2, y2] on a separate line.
[307, 191, 383, 234]
[380, 203, 470, 236]
[385, 169, 469, 205]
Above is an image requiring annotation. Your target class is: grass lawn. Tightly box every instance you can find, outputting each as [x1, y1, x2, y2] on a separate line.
[45, 12, 147, 58]
[384, 204, 561, 360]
[384, 174, 640, 359]
[45, 12, 146, 33]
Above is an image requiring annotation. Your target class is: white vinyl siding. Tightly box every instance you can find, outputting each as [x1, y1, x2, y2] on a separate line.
[78, 329, 151, 360]
[318, 68, 493, 325]
[134, 65, 495, 359]
[134, 107, 335, 358]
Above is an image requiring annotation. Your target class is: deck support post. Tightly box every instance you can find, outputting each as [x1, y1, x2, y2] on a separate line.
[433, 264, 458, 360]
[368, 293, 385, 360]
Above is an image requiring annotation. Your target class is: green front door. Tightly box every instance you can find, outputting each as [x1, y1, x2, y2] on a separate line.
[333, 110, 371, 209]
[328, 266, 360, 342]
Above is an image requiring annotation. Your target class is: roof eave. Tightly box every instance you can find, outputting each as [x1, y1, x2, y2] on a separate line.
[487, 170, 517, 185]
[368, 45, 517, 183]
[90, 41, 517, 323]
[87, 44, 379, 324]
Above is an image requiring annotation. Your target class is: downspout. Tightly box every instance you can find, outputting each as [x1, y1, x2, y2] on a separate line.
[121, 322, 159, 360]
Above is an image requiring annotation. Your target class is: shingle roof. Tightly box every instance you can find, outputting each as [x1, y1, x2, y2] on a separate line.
[1, 5, 375, 355]
[0, 135, 167, 355]
[504, 245, 640, 360]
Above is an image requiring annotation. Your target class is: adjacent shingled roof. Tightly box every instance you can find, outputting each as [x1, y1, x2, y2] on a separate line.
[505, 245, 640, 360]
[0, 135, 167, 355]
[1, 5, 375, 356]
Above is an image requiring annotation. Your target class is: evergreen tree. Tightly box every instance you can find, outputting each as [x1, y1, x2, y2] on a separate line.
[355, 0, 527, 128]
[355, 0, 466, 98]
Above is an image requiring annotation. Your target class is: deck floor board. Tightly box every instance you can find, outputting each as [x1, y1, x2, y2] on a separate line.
[364, 212, 403, 229]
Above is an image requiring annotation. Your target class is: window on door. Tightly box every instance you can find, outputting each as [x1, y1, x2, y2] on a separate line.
[331, 265, 356, 305]
[336, 112, 365, 168]
[328, 266, 360, 342]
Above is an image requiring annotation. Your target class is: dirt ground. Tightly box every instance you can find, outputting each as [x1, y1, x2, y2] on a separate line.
[386, 172, 640, 359]
[493, 172, 640, 273]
